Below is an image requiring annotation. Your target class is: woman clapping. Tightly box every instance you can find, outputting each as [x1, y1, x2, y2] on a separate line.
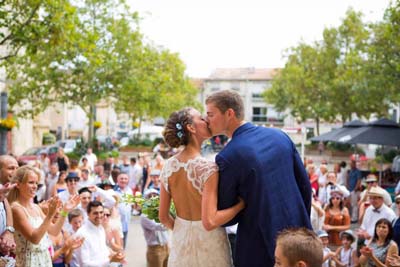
[7, 165, 80, 267]
[359, 218, 398, 267]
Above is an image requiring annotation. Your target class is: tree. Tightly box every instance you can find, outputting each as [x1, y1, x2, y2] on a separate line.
[113, 44, 200, 122]
[4, 0, 200, 143]
[368, 1, 400, 106]
[264, 42, 331, 135]
[264, 8, 391, 133]
[0, 0, 78, 61]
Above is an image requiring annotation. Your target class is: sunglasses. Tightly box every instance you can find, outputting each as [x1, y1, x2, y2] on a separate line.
[67, 178, 79, 183]
[396, 201, 400, 205]
[331, 197, 342, 200]
[104, 213, 111, 217]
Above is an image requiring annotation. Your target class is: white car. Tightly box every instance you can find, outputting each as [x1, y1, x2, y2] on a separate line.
[128, 125, 164, 141]
[55, 139, 77, 153]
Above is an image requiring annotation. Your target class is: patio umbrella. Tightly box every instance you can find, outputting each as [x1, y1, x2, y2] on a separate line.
[336, 118, 400, 183]
[309, 120, 366, 142]
[337, 118, 400, 146]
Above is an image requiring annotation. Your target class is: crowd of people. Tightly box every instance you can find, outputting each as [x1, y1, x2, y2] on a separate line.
[1, 89, 400, 267]
[0, 145, 167, 267]
[307, 156, 400, 267]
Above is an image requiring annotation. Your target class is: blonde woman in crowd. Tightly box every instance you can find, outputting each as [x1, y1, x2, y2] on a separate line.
[7, 165, 80, 267]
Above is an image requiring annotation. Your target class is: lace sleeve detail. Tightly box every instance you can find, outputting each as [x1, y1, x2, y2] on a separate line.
[160, 163, 169, 193]
[160, 157, 182, 194]
[187, 158, 218, 194]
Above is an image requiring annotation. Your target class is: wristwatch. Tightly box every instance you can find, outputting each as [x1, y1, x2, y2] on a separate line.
[5, 226, 15, 233]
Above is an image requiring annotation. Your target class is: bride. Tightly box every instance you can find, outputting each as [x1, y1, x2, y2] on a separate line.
[159, 107, 245, 267]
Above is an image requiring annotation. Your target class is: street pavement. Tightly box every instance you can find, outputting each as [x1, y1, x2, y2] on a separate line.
[125, 216, 147, 267]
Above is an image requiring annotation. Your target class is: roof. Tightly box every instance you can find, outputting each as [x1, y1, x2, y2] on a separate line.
[206, 68, 280, 81]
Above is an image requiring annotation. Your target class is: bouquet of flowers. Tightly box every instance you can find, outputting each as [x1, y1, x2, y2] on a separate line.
[123, 192, 176, 223]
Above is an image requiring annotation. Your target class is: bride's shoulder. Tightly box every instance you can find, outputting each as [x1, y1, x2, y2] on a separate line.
[191, 156, 218, 170]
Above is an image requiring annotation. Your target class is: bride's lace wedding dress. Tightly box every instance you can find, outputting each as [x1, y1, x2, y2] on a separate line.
[160, 156, 232, 267]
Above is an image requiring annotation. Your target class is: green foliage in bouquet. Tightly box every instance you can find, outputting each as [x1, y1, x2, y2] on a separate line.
[123, 192, 176, 223]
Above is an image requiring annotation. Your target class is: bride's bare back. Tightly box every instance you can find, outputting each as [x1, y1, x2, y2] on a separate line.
[160, 156, 217, 221]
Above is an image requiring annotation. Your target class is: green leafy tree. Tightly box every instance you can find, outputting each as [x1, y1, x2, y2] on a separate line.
[5, 0, 198, 143]
[264, 42, 330, 135]
[265, 8, 391, 133]
[368, 1, 400, 108]
[0, 0, 77, 61]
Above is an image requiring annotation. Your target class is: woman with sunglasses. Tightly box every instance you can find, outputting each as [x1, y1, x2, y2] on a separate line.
[323, 190, 351, 249]
[102, 207, 124, 267]
[102, 207, 123, 252]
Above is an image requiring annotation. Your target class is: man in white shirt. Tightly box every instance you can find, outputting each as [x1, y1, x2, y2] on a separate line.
[78, 169, 94, 189]
[359, 174, 392, 206]
[128, 157, 143, 191]
[80, 147, 98, 172]
[114, 172, 133, 248]
[140, 189, 169, 267]
[358, 186, 396, 242]
[75, 201, 125, 267]
[0, 155, 18, 256]
[45, 163, 59, 200]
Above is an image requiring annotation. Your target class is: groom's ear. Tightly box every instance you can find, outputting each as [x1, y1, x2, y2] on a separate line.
[226, 108, 236, 119]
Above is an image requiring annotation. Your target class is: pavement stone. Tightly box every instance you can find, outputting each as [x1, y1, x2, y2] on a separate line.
[125, 216, 147, 267]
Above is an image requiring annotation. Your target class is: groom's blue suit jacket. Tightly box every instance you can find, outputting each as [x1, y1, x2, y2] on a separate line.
[217, 123, 312, 267]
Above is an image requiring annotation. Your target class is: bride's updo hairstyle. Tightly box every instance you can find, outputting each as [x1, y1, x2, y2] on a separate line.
[163, 107, 194, 148]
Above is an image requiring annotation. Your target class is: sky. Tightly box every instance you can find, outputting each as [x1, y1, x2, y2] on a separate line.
[128, 0, 391, 78]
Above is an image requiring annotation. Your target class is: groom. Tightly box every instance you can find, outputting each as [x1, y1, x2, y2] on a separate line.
[206, 90, 312, 266]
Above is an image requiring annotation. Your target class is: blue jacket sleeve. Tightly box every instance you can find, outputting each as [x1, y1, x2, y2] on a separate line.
[216, 154, 241, 226]
[293, 147, 312, 216]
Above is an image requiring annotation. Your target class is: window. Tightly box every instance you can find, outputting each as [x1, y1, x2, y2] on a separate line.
[231, 82, 240, 91]
[252, 107, 267, 123]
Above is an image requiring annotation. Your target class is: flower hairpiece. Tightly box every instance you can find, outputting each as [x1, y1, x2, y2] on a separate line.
[175, 123, 184, 139]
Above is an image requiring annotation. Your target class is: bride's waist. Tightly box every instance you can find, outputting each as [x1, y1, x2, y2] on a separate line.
[175, 215, 202, 224]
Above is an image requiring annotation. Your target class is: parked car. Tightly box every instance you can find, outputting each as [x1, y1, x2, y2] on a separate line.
[128, 125, 163, 141]
[17, 147, 43, 165]
[55, 139, 77, 153]
[41, 145, 59, 163]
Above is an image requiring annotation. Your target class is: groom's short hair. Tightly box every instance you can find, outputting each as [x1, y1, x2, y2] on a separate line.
[206, 90, 244, 120]
[276, 228, 323, 267]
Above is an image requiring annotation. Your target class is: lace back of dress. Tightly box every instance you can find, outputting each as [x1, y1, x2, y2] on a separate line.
[160, 156, 218, 194]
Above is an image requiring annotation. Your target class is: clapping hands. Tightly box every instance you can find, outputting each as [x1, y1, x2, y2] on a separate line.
[65, 236, 85, 250]
[110, 251, 125, 263]
[63, 195, 81, 212]
[360, 246, 373, 257]
[47, 196, 63, 218]
[388, 254, 400, 267]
